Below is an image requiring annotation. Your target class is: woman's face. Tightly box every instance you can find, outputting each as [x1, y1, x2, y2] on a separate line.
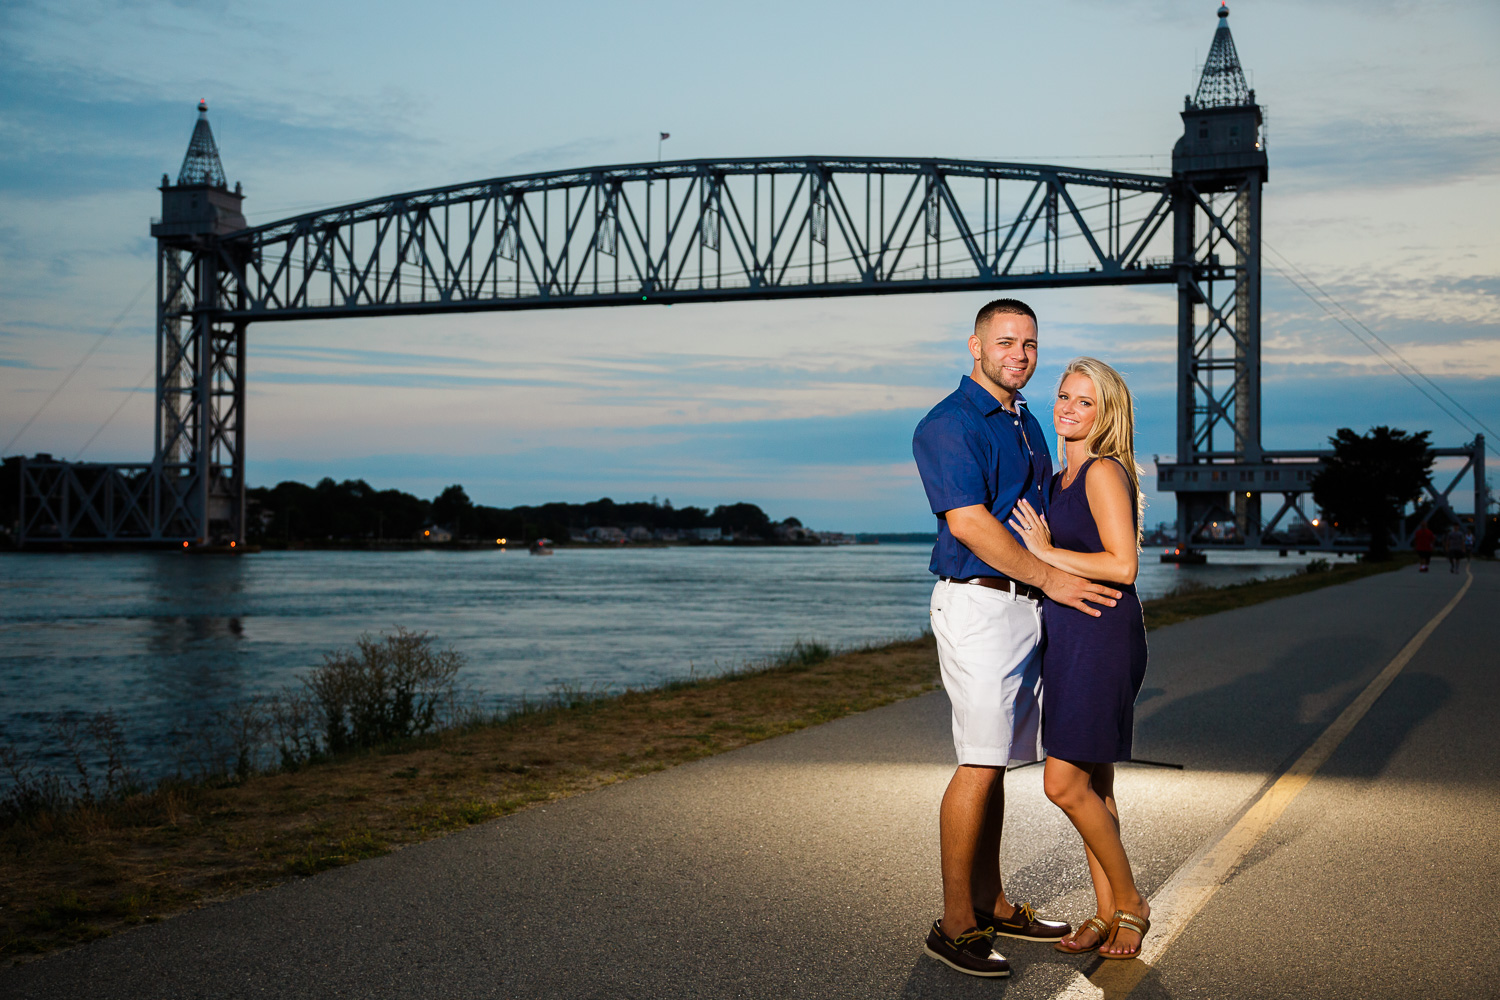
[1054, 372, 1099, 443]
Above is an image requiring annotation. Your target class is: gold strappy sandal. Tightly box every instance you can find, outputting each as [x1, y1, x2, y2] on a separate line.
[1054, 916, 1111, 955]
[1100, 909, 1151, 960]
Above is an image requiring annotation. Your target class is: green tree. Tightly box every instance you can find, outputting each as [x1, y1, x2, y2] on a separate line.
[1311, 426, 1434, 560]
[431, 484, 473, 535]
[709, 502, 773, 539]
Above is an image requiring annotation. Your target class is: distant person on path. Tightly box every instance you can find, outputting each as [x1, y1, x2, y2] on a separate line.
[1445, 524, 1466, 573]
[1008, 357, 1152, 960]
[1413, 523, 1435, 573]
[912, 299, 1120, 978]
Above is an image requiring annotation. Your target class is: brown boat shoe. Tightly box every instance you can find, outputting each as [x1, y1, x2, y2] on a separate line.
[923, 921, 1012, 978]
[974, 901, 1072, 942]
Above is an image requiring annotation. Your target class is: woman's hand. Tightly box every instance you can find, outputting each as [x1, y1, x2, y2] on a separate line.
[1007, 498, 1053, 557]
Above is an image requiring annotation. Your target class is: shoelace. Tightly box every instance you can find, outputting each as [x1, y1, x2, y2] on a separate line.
[953, 927, 994, 947]
[1012, 902, 1036, 925]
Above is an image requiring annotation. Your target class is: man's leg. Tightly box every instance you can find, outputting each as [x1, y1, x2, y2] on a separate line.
[940, 763, 1004, 938]
[969, 768, 1015, 920]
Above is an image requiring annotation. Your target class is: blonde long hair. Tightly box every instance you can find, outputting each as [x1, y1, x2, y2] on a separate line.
[1057, 357, 1146, 547]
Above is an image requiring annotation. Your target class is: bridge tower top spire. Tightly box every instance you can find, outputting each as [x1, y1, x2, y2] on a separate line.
[1192, 4, 1253, 109]
[152, 100, 244, 239]
[177, 100, 229, 188]
[1173, 3, 1265, 181]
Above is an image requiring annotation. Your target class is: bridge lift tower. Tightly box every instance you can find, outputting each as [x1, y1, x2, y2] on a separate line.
[14, 6, 1485, 553]
[1151, 5, 1484, 555]
[1154, 4, 1276, 554]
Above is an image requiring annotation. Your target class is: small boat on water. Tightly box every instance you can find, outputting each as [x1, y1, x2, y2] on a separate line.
[529, 537, 554, 556]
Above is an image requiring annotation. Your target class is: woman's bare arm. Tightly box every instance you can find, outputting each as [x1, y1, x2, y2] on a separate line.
[1008, 459, 1139, 585]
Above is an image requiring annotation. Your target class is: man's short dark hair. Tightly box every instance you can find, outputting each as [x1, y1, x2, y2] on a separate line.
[974, 298, 1038, 333]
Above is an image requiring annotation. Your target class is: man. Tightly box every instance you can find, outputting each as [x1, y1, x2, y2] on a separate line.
[912, 298, 1121, 978]
[1413, 522, 1435, 573]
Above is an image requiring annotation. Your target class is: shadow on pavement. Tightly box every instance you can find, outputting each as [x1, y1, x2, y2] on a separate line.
[1315, 671, 1451, 780]
[1134, 633, 1399, 775]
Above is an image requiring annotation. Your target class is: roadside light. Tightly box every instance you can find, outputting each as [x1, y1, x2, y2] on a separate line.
[496, 538, 505, 545]
[229, 541, 236, 548]
[424, 530, 430, 537]
[182, 541, 189, 548]
[1312, 518, 1320, 526]
[1245, 492, 1251, 498]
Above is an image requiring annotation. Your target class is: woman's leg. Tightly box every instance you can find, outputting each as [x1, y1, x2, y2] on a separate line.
[1044, 757, 1149, 955]
[1085, 764, 1119, 918]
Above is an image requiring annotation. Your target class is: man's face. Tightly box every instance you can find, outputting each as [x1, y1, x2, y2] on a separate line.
[970, 312, 1038, 393]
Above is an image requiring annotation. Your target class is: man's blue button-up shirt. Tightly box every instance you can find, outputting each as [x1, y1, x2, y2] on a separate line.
[912, 375, 1054, 579]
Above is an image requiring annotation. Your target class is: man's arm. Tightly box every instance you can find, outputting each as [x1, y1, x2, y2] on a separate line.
[945, 504, 1120, 617]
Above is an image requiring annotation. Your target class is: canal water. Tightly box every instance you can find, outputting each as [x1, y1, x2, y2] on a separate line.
[0, 545, 1341, 782]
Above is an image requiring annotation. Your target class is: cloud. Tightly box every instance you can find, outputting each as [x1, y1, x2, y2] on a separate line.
[252, 344, 497, 369]
[493, 136, 623, 174]
[1447, 275, 1500, 297]
[1275, 115, 1500, 191]
[0, 39, 416, 201]
[254, 370, 573, 390]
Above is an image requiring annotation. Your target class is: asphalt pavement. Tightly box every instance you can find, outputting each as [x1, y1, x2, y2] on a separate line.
[4, 560, 1492, 999]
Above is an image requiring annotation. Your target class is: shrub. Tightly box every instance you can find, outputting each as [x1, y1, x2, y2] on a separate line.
[1304, 557, 1332, 574]
[305, 628, 464, 754]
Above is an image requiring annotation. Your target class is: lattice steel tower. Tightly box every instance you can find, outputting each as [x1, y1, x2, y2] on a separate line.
[1156, 3, 1272, 552]
[150, 101, 248, 544]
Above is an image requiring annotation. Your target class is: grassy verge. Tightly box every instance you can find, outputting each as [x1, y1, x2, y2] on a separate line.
[1, 556, 1407, 960]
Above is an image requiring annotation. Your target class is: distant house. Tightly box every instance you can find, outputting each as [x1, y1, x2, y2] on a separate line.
[815, 531, 854, 545]
[774, 520, 815, 542]
[627, 525, 653, 542]
[653, 528, 681, 542]
[684, 526, 722, 542]
[422, 524, 454, 543]
[586, 525, 628, 544]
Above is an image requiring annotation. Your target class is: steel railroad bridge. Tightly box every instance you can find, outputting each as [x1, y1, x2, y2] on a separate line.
[16, 6, 1485, 554]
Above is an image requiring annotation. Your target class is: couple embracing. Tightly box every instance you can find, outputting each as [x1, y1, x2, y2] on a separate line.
[912, 298, 1150, 978]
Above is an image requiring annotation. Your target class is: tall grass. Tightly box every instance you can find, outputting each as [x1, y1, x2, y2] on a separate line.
[0, 630, 846, 825]
[0, 628, 472, 824]
[0, 713, 138, 819]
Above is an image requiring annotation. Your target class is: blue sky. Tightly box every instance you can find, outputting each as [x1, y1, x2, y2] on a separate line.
[1, 0, 1496, 531]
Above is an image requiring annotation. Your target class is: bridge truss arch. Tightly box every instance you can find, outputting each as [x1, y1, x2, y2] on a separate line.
[215, 157, 1177, 322]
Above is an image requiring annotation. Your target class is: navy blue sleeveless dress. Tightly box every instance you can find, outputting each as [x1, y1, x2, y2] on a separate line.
[1041, 457, 1148, 763]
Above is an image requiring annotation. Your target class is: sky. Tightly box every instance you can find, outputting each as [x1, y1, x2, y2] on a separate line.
[1, 0, 1496, 532]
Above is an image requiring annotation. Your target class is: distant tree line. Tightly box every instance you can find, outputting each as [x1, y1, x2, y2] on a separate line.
[246, 478, 788, 544]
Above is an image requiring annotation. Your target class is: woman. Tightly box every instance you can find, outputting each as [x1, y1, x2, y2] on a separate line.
[1008, 357, 1150, 960]
[1444, 525, 1466, 574]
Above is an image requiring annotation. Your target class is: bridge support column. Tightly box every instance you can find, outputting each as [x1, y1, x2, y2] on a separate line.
[1475, 435, 1488, 550]
[156, 244, 245, 547]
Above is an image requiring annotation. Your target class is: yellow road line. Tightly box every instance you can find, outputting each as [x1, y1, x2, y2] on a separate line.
[1065, 565, 1473, 998]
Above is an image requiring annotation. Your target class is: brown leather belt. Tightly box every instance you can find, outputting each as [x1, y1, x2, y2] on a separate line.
[940, 575, 1045, 602]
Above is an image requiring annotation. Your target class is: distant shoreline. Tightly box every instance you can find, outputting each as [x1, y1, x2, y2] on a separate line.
[2, 535, 938, 554]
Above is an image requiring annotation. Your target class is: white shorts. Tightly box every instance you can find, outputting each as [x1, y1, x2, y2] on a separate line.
[929, 578, 1044, 767]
